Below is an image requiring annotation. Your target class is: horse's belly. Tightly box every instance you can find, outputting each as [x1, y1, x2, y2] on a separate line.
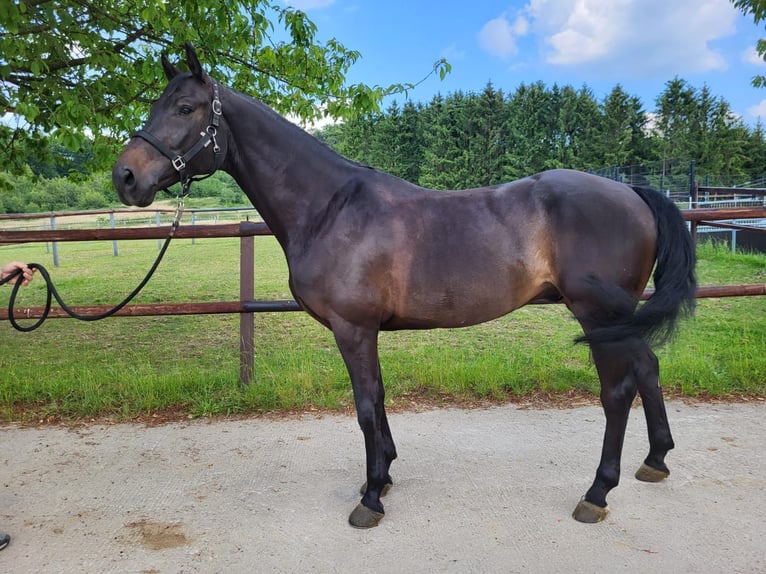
[382, 306, 511, 330]
[383, 281, 537, 330]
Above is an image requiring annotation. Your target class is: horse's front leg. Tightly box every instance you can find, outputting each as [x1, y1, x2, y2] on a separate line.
[332, 320, 397, 528]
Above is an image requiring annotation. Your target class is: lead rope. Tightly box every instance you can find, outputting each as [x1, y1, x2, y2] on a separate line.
[1, 199, 185, 332]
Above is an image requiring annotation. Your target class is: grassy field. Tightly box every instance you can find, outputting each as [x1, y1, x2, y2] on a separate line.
[0, 234, 764, 422]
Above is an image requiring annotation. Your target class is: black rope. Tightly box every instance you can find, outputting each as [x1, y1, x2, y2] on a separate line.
[1, 231, 175, 332]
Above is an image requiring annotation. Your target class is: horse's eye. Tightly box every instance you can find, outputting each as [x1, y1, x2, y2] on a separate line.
[178, 105, 193, 116]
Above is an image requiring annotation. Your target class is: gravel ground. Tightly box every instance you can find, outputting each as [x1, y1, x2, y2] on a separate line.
[1, 400, 764, 573]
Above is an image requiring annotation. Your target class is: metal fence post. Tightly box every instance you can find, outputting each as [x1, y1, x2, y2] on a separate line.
[689, 162, 698, 246]
[156, 211, 162, 249]
[50, 216, 59, 267]
[110, 212, 119, 256]
[688, 160, 696, 201]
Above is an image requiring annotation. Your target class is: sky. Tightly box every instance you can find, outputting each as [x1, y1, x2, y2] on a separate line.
[284, 0, 766, 126]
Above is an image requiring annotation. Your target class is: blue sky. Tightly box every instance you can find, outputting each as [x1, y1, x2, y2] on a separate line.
[285, 0, 766, 126]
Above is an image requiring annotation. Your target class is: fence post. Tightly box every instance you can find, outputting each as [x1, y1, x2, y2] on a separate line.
[690, 166, 699, 246]
[688, 160, 696, 200]
[156, 211, 162, 249]
[50, 216, 59, 267]
[110, 212, 119, 256]
[239, 222, 255, 386]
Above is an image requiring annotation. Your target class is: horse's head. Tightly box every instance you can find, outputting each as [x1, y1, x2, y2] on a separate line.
[112, 44, 226, 207]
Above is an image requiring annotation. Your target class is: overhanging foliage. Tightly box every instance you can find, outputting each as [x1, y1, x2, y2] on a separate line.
[0, 0, 448, 170]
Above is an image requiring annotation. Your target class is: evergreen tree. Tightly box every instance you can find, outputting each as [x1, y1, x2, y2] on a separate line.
[743, 120, 766, 182]
[505, 82, 558, 178]
[654, 77, 698, 165]
[552, 85, 602, 170]
[314, 77, 766, 194]
[420, 92, 471, 189]
[467, 82, 508, 187]
[398, 101, 426, 184]
[593, 84, 651, 167]
[694, 86, 748, 177]
[369, 102, 402, 175]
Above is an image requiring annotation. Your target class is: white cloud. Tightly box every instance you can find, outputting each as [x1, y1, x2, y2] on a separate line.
[442, 43, 467, 61]
[478, 16, 516, 58]
[743, 45, 766, 67]
[747, 99, 766, 119]
[523, 0, 737, 77]
[283, 0, 335, 10]
[538, 0, 629, 64]
[478, 14, 529, 59]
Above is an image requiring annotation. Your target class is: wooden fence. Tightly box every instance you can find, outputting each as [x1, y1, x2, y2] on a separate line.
[1, 205, 766, 385]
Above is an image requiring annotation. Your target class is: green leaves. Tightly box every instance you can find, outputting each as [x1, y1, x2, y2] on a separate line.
[732, 0, 766, 23]
[733, 1, 766, 87]
[437, 58, 451, 81]
[0, 0, 449, 171]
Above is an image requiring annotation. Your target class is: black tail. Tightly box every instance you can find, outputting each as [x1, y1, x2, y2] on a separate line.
[576, 186, 697, 347]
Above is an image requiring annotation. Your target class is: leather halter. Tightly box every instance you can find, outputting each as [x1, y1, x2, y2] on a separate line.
[132, 82, 224, 196]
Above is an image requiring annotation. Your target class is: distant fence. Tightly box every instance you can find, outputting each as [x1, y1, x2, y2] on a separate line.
[0, 206, 259, 266]
[1, 204, 765, 385]
[692, 186, 766, 253]
[593, 160, 766, 252]
[592, 159, 766, 201]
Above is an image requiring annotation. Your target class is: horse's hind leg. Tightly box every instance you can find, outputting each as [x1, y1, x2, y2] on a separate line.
[572, 340, 639, 523]
[570, 333, 674, 522]
[633, 347, 675, 482]
[331, 320, 397, 528]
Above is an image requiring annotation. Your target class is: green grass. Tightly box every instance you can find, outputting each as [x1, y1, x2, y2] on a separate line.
[0, 236, 764, 422]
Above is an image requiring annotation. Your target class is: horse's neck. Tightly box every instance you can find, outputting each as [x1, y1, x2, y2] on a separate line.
[221, 89, 356, 249]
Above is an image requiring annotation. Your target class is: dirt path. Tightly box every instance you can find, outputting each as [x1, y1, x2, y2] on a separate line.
[2, 401, 764, 573]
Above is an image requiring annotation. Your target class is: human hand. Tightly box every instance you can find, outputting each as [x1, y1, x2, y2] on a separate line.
[1, 262, 35, 286]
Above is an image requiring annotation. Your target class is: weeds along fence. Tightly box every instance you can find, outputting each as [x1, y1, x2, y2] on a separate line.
[1, 203, 765, 385]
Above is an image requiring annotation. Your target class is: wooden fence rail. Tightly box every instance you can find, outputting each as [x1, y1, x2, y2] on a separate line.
[1, 206, 765, 385]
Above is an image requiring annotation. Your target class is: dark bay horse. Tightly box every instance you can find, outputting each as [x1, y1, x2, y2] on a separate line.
[113, 44, 696, 528]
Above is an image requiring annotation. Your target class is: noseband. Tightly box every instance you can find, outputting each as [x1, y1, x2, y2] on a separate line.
[132, 82, 225, 197]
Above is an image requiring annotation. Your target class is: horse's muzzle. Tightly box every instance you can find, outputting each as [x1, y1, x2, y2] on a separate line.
[112, 162, 153, 207]
[112, 147, 174, 207]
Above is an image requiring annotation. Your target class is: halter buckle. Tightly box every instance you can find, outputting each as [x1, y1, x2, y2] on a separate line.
[172, 156, 186, 172]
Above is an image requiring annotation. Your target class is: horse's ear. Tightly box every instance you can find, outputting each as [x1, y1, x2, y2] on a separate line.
[185, 43, 206, 81]
[161, 53, 179, 81]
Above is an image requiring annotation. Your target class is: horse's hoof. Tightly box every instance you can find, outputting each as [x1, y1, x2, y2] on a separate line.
[635, 463, 669, 483]
[572, 499, 609, 523]
[359, 481, 393, 497]
[349, 503, 385, 529]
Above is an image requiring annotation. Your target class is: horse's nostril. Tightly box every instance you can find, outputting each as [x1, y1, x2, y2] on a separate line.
[112, 164, 137, 198]
[123, 167, 135, 186]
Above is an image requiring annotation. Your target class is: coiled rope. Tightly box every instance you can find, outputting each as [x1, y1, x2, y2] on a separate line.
[1, 203, 183, 332]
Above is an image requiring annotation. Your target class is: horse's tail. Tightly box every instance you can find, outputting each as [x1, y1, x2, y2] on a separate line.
[576, 186, 697, 347]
